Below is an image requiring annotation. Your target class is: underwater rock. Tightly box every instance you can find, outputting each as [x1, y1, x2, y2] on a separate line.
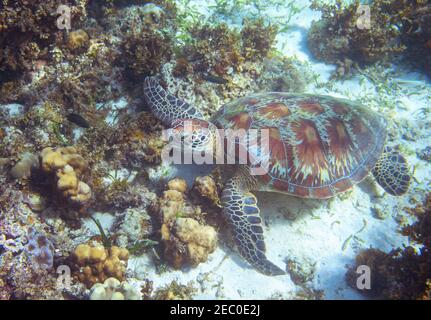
[140, 3, 166, 29]
[10, 152, 39, 179]
[89, 277, 141, 300]
[1, 103, 24, 117]
[285, 257, 316, 287]
[418, 146, 431, 162]
[71, 243, 129, 288]
[156, 189, 186, 224]
[23, 193, 47, 212]
[115, 207, 153, 249]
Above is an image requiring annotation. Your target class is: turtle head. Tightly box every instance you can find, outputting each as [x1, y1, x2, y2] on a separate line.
[169, 118, 220, 160]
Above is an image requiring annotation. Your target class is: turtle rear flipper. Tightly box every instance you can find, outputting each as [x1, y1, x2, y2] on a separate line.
[221, 177, 286, 276]
[372, 147, 410, 196]
[143, 77, 203, 126]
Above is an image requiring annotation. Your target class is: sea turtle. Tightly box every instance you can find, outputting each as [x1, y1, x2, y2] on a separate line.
[143, 77, 411, 276]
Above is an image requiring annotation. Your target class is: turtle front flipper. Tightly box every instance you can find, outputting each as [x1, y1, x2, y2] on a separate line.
[372, 146, 411, 196]
[221, 177, 286, 276]
[143, 77, 203, 126]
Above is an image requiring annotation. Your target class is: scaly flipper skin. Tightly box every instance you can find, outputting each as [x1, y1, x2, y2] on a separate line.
[143, 77, 203, 126]
[372, 146, 411, 196]
[221, 176, 286, 276]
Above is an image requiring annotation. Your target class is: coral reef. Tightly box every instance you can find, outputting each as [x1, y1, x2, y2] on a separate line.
[308, 0, 405, 66]
[70, 242, 129, 288]
[346, 194, 431, 299]
[1, 0, 429, 301]
[89, 277, 141, 300]
[0, 0, 88, 79]
[308, 0, 431, 77]
[398, 2, 431, 76]
[183, 18, 277, 77]
[112, 4, 174, 80]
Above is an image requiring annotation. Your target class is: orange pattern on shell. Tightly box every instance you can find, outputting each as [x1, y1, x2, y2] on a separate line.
[212, 93, 387, 199]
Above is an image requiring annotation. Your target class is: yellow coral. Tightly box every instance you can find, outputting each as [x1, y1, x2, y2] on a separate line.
[193, 176, 219, 205]
[71, 243, 129, 288]
[41, 147, 67, 172]
[40, 147, 91, 204]
[168, 178, 188, 194]
[158, 189, 185, 223]
[153, 182, 218, 269]
[174, 218, 218, 266]
[66, 29, 90, 52]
